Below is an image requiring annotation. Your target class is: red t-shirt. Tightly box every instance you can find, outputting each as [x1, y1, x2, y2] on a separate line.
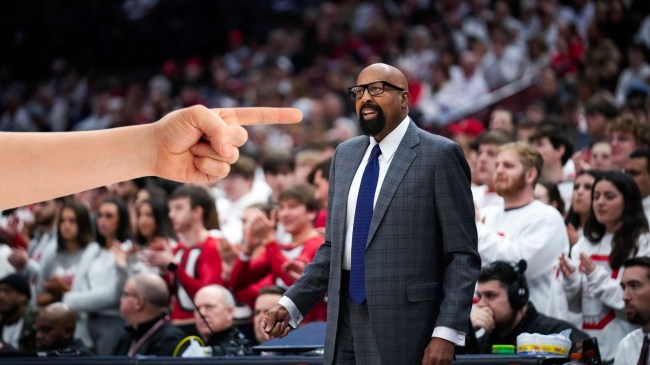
[165, 236, 223, 321]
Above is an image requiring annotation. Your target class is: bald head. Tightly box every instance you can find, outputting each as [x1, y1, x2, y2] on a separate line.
[129, 272, 170, 309]
[358, 63, 408, 90]
[36, 302, 76, 350]
[195, 284, 236, 308]
[194, 285, 236, 338]
[42, 302, 76, 325]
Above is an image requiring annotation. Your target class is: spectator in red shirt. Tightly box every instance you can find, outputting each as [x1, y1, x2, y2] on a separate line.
[143, 185, 223, 335]
[231, 184, 326, 323]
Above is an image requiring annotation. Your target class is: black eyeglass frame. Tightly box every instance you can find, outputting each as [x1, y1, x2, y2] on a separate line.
[347, 81, 405, 100]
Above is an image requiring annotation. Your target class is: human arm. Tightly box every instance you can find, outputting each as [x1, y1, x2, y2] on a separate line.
[423, 143, 481, 365]
[559, 252, 582, 301]
[0, 106, 302, 210]
[229, 250, 272, 291]
[477, 207, 569, 280]
[580, 253, 625, 310]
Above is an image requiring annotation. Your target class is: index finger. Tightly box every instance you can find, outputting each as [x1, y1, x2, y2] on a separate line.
[213, 107, 303, 126]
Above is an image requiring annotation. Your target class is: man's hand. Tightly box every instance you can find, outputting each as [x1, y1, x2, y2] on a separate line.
[8, 248, 28, 270]
[259, 303, 292, 340]
[152, 106, 302, 183]
[422, 337, 455, 365]
[470, 306, 495, 333]
[141, 248, 175, 270]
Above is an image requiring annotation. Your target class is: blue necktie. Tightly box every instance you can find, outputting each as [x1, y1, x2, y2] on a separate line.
[350, 144, 382, 305]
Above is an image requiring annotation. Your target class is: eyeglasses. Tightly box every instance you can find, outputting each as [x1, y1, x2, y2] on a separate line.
[348, 81, 405, 100]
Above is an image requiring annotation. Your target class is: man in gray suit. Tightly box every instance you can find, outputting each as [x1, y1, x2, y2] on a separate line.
[261, 63, 480, 365]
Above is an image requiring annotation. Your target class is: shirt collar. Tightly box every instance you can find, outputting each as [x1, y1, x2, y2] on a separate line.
[369, 116, 410, 163]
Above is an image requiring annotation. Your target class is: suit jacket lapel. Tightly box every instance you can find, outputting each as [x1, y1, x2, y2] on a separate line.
[337, 137, 369, 260]
[366, 120, 419, 248]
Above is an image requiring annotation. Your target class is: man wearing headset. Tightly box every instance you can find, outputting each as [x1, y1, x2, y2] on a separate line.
[469, 260, 589, 353]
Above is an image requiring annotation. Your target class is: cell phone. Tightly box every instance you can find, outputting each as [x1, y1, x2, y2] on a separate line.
[581, 337, 602, 365]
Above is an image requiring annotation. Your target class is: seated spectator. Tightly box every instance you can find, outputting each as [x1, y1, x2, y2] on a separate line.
[514, 118, 538, 143]
[62, 197, 130, 355]
[113, 273, 185, 356]
[584, 95, 620, 145]
[193, 285, 252, 356]
[36, 199, 94, 306]
[8, 199, 62, 303]
[488, 106, 515, 137]
[589, 140, 614, 172]
[615, 42, 650, 106]
[614, 256, 650, 365]
[534, 179, 565, 216]
[559, 171, 650, 361]
[143, 185, 224, 334]
[230, 184, 326, 323]
[306, 158, 332, 232]
[565, 170, 604, 247]
[607, 113, 650, 170]
[294, 149, 323, 184]
[477, 142, 569, 316]
[253, 286, 285, 345]
[130, 197, 177, 274]
[468, 260, 589, 354]
[134, 197, 176, 250]
[262, 152, 296, 215]
[215, 156, 271, 245]
[471, 130, 513, 210]
[624, 148, 650, 221]
[0, 274, 37, 353]
[528, 125, 575, 208]
[229, 204, 275, 310]
[35, 302, 91, 356]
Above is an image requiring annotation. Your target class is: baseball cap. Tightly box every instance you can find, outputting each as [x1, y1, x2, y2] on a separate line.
[0, 274, 31, 300]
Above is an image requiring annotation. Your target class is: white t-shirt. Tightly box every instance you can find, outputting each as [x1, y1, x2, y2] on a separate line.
[614, 329, 649, 365]
[477, 200, 570, 316]
[1, 318, 23, 349]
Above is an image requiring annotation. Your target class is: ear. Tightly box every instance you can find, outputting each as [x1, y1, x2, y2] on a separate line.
[556, 145, 566, 160]
[401, 91, 409, 108]
[525, 167, 538, 185]
[307, 209, 317, 222]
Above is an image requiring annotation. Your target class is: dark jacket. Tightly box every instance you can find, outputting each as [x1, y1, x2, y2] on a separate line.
[112, 314, 185, 356]
[0, 308, 37, 353]
[469, 302, 590, 354]
[205, 326, 253, 356]
[36, 338, 93, 356]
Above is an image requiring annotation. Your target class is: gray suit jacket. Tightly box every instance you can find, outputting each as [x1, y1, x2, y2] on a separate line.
[285, 120, 480, 364]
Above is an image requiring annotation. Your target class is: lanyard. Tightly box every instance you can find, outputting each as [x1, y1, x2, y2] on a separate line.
[127, 316, 169, 356]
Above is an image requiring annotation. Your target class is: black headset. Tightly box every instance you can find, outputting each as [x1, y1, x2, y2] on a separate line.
[492, 260, 529, 310]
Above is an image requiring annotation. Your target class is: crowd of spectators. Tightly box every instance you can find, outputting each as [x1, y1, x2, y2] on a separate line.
[2, 0, 650, 361]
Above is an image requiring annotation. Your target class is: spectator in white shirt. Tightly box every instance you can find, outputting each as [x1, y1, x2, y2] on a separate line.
[477, 142, 569, 316]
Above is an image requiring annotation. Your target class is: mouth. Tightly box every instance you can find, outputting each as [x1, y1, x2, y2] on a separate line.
[360, 105, 380, 120]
